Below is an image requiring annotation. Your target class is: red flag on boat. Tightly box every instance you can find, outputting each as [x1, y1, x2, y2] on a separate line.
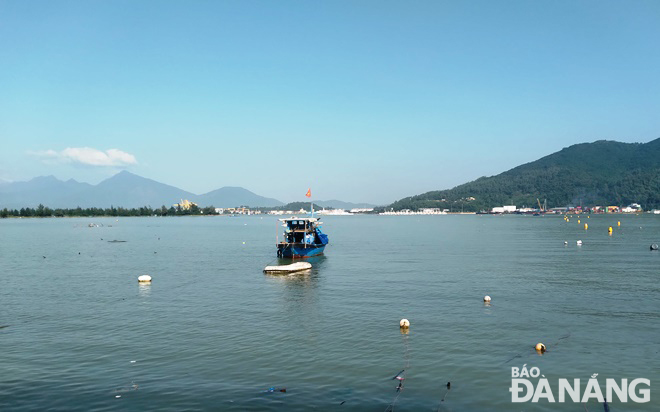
[305, 188, 311, 198]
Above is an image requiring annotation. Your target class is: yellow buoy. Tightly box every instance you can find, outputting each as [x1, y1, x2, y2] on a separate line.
[578, 219, 580, 224]
[584, 223, 588, 230]
[399, 319, 410, 329]
[608, 226, 613, 235]
[617, 221, 620, 227]
[535, 342, 546, 353]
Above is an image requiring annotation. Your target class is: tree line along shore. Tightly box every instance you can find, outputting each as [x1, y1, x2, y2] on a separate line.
[0, 204, 220, 218]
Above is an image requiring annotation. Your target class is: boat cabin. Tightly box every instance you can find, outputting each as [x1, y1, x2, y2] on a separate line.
[280, 217, 324, 244]
[276, 217, 329, 258]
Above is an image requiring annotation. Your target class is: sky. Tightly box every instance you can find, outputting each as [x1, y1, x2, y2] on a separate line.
[1, 0, 659, 205]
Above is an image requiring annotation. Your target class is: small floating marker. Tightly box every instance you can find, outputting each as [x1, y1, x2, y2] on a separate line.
[584, 223, 588, 230]
[115, 395, 121, 398]
[578, 219, 580, 224]
[483, 295, 491, 303]
[564, 241, 568, 245]
[577, 240, 583, 246]
[651, 244, 659, 251]
[399, 319, 410, 329]
[608, 226, 613, 235]
[535, 342, 546, 353]
[242, 241, 246, 244]
[617, 221, 621, 227]
[137, 275, 152, 284]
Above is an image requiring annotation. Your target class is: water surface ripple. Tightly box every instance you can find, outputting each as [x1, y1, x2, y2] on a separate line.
[1, 215, 658, 411]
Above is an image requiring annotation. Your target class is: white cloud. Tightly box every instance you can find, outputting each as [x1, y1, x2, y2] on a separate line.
[30, 147, 138, 167]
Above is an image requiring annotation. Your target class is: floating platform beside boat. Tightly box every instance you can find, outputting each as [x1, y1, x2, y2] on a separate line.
[263, 262, 312, 274]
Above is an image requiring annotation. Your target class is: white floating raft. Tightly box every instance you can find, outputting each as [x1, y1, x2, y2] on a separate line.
[263, 262, 312, 274]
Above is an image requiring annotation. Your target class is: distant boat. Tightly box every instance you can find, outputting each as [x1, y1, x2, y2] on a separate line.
[276, 217, 329, 258]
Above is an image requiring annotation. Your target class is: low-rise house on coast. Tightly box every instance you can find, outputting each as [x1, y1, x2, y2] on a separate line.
[173, 199, 197, 210]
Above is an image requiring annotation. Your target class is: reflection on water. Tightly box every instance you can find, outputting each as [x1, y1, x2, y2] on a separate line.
[137, 284, 152, 298]
[273, 254, 328, 268]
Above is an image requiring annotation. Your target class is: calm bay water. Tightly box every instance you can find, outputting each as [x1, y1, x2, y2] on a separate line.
[1, 214, 658, 411]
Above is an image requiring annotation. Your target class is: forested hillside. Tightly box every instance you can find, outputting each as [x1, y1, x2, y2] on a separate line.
[389, 139, 660, 211]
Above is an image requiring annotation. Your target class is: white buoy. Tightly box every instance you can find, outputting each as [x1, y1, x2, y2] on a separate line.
[564, 241, 568, 245]
[483, 295, 491, 302]
[576, 240, 582, 246]
[138, 275, 152, 284]
[399, 319, 410, 328]
[535, 342, 546, 352]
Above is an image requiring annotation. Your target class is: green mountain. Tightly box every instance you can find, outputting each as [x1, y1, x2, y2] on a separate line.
[389, 138, 660, 212]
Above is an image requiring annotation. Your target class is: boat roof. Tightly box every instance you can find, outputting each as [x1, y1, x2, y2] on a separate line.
[278, 216, 321, 223]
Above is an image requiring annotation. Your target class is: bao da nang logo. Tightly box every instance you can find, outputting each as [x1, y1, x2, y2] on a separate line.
[510, 365, 651, 403]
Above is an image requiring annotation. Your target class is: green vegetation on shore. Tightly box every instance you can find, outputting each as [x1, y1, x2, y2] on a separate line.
[388, 138, 660, 212]
[0, 204, 220, 218]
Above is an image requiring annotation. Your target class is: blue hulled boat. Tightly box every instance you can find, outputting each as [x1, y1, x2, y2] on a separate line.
[276, 217, 329, 258]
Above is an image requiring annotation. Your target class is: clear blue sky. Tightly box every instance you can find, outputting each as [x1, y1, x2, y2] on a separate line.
[1, 0, 659, 204]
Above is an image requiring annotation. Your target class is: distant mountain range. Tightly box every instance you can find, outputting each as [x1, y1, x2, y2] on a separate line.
[389, 138, 660, 211]
[0, 171, 375, 210]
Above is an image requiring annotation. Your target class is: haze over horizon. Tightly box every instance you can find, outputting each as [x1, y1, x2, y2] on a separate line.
[2, 1, 659, 204]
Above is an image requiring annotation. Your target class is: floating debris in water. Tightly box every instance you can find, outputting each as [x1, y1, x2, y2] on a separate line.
[263, 387, 286, 393]
[391, 370, 405, 381]
[441, 381, 451, 402]
[114, 382, 139, 393]
[108, 240, 127, 243]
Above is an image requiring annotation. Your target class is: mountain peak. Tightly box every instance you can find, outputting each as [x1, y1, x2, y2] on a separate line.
[0, 171, 284, 209]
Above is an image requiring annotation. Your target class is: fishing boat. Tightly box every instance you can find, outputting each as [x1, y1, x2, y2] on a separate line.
[276, 217, 329, 258]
